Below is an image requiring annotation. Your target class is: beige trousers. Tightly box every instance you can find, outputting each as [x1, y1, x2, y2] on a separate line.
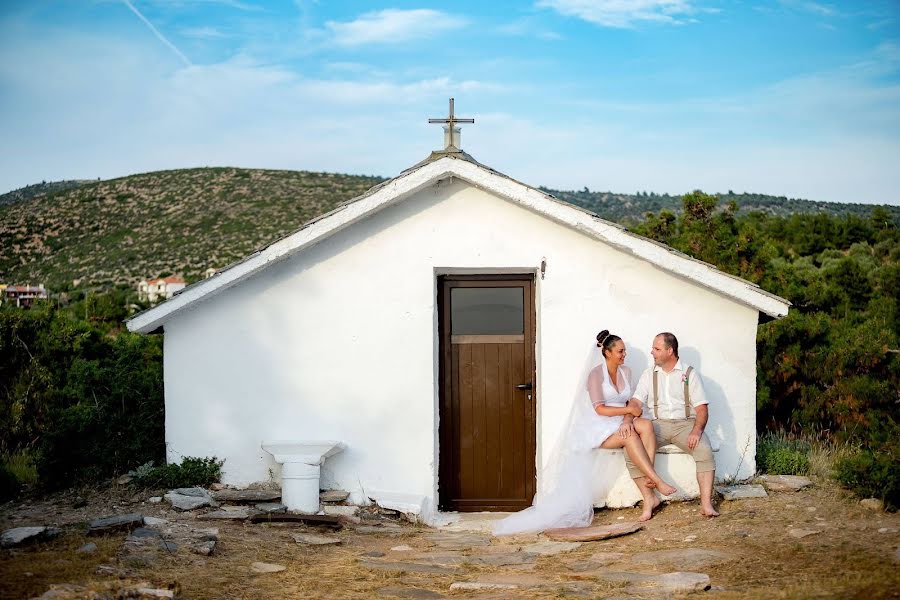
[624, 418, 715, 479]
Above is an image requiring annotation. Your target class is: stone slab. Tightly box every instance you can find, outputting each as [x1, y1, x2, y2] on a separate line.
[377, 587, 445, 599]
[1, 526, 62, 548]
[255, 503, 287, 514]
[631, 548, 734, 570]
[423, 532, 491, 549]
[201, 507, 258, 520]
[716, 484, 768, 500]
[788, 528, 821, 539]
[522, 540, 582, 555]
[213, 489, 281, 503]
[250, 513, 342, 528]
[600, 570, 711, 592]
[320, 490, 351, 503]
[87, 513, 145, 535]
[544, 521, 643, 542]
[164, 492, 212, 511]
[292, 532, 342, 545]
[251, 561, 286, 573]
[358, 560, 463, 575]
[758, 475, 813, 492]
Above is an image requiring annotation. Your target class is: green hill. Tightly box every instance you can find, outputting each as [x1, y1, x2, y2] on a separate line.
[2, 167, 897, 291]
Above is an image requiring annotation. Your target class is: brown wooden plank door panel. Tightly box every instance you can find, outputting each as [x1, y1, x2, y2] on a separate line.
[439, 276, 536, 512]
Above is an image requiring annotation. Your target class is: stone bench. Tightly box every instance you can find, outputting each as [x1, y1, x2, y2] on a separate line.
[594, 439, 720, 508]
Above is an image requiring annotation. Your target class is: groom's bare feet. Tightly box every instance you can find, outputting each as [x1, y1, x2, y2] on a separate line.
[700, 503, 720, 517]
[638, 495, 661, 521]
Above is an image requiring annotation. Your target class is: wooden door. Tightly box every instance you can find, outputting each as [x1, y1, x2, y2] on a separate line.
[438, 276, 536, 511]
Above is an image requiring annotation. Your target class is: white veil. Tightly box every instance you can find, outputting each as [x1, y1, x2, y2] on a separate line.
[493, 343, 618, 535]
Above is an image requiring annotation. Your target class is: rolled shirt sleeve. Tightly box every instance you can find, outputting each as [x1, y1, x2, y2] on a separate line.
[632, 368, 651, 405]
[687, 369, 708, 408]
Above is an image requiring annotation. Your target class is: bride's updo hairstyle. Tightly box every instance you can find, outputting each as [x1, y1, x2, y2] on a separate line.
[596, 329, 622, 358]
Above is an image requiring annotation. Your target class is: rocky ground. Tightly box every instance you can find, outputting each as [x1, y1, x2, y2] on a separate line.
[1, 477, 898, 599]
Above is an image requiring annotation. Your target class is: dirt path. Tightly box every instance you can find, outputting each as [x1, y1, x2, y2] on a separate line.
[2, 480, 898, 599]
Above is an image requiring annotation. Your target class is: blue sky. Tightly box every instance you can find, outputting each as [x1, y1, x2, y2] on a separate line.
[1, 1, 898, 204]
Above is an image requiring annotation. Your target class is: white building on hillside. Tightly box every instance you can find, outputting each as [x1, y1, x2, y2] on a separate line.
[137, 276, 186, 303]
[127, 103, 789, 523]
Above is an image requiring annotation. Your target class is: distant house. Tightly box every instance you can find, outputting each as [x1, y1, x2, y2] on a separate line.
[137, 276, 186, 303]
[2, 284, 49, 308]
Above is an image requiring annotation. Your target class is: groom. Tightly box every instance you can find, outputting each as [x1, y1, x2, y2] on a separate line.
[623, 332, 719, 518]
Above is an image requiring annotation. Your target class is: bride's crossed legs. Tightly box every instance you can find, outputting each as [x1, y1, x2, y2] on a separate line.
[598, 417, 675, 521]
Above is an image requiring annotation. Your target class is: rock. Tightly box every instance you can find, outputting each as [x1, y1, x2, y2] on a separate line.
[170, 487, 208, 497]
[716, 484, 768, 500]
[362, 550, 386, 557]
[631, 548, 733, 570]
[320, 490, 351, 503]
[377, 586, 445, 598]
[522, 540, 582, 555]
[76, 542, 98, 554]
[788, 528, 821, 539]
[213, 489, 281, 503]
[158, 540, 179, 552]
[165, 491, 212, 511]
[355, 525, 405, 535]
[193, 540, 217, 556]
[143, 516, 169, 527]
[601, 571, 711, 592]
[758, 475, 813, 492]
[544, 521, 643, 542]
[201, 507, 258, 520]
[131, 527, 162, 538]
[148, 497, 163, 504]
[860, 498, 884, 511]
[449, 582, 518, 591]
[391, 544, 414, 551]
[255, 502, 286, 513]
[467, 552, 536, 566]
[135, 588, 175, 598]
[1, 526, 62, 548]
[117, 474, 133, 485]
[251, 561, 286, 573]
[683, 535, 697, 542]
[87, 513, 144, 535]
[423, 532, 491, 550]
[210, 482, 227, 491]
[323, 505, 359, 517]
[292, 532, 341, 545]
[358, 560, 462, 575]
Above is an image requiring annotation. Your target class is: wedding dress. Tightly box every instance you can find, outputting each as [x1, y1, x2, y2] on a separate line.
[493, 348, 633, 535]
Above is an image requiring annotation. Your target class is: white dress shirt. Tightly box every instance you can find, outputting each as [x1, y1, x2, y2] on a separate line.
[632, 360, 708, 420]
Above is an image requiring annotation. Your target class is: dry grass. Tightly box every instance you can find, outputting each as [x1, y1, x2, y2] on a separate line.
[2, 480, 899, 599]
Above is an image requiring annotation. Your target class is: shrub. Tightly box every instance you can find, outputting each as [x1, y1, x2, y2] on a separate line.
[129, 456, 223, 489]
[0, 464, 20, 502]
[757, 433, 810, 475]
[833, 448, 899, 510]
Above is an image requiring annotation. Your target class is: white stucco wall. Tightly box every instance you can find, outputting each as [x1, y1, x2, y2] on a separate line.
[163, 178, 759, 518]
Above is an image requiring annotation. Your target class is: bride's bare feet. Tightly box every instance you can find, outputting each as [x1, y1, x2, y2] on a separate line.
[639, 495, 661, 522]
[655, 480, 677, 496]
[700, 503, 720, 517]
[644, 480, 657, 489]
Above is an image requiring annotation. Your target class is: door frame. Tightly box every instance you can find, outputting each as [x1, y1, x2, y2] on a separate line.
[437, 274, 537, 512]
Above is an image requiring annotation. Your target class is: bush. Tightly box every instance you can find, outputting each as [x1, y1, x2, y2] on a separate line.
[129, 456, 223, 489]
[757, 434, 810, 475]
[834, 436, 900, 510]
[0, 464, 20, 502]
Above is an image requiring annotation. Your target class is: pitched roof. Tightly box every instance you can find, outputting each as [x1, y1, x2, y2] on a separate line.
[127, 154, 790, 334]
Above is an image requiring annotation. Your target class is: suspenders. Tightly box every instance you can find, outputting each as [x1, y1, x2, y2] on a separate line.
[651, 366, 694, 419]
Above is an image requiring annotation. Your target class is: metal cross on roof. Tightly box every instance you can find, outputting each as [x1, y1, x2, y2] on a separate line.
[428, 97, 474, 150]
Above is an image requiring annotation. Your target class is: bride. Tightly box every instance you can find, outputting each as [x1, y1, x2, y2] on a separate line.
[493, 330, 676, 535]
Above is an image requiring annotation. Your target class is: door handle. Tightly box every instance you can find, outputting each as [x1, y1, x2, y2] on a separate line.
[515, 383, 533, 390]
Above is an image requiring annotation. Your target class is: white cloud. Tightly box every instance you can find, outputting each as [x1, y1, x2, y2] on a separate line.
[537, 0, 699, 28]
[179, 26, 227, 39]
[497, 16, 563, 40]
[324, 9, 468, 47]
